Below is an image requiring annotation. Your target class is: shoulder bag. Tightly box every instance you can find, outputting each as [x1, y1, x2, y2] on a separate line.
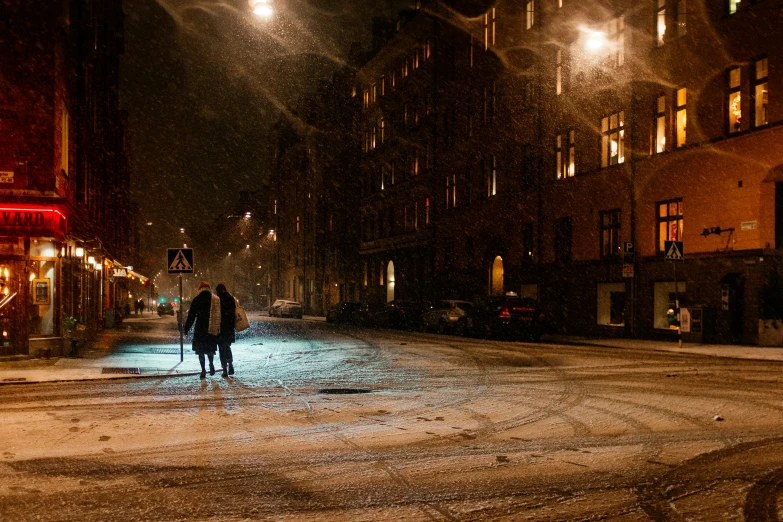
[234, 297, 250, 332]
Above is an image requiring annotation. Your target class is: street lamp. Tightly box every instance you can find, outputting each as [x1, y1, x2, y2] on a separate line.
[250, 0, 273, 18]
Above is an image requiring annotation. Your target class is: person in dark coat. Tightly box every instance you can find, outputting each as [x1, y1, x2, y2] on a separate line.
[215, 283, 236, 377]
[183, 281, 219, 379]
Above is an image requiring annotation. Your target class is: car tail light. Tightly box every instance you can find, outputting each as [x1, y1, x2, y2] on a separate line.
[499, 304, 511, 319]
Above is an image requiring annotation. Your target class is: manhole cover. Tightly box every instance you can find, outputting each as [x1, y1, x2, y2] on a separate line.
[317, 388, 372, 395]
[101, 368, 141, 375]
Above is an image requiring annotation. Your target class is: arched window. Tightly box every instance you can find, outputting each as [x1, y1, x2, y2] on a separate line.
[490, 256, 504, 295]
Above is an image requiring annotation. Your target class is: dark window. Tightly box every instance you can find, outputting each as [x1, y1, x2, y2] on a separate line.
[554, 217, 573, 263]
[600, 210, 621, 259]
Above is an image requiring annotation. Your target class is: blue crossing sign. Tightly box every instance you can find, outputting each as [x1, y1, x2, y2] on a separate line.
[167, 248, 194, 274]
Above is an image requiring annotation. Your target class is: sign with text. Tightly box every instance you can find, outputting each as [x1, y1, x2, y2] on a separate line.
[0, 206, 67, 240]
[0, 171, 14, 183]
[112, 268, 127, 278]
[167, 248, 194, 274]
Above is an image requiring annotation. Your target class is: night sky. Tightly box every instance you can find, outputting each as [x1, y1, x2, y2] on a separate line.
[121, 0, 411, 271]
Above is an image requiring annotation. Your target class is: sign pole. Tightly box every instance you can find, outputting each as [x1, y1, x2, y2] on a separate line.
[673, 262, 681, 348]
[178, 273, 184, 362]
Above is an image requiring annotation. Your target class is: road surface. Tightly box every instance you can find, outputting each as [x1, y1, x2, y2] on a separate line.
[0, 315, 781, 521]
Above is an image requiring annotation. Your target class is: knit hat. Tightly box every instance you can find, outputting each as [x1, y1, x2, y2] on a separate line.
[197, 281, 211, 291]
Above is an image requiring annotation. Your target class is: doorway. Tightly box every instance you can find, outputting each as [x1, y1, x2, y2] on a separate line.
[489, 256, 504, 296]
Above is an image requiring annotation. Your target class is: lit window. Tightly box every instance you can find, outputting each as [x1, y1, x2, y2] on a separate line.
[677, 0, 687, 37]
[425, 197, 431, 225]
[657, 0, 666, 47]
[491, 8, 496, 46]
[556, 134, 563, 179]
[728, 67, 742, 133]
[600, 210, 621, 259]
[380, 118, 385, 143]
[601, 111, 625, 167]
[568, 131, 575, 176]
[729, 0, 741, 14]
[296, 216, 300, 233]
[526, 0, 535, 30]
[363, 90, 369, 109]
[556, 132, 575, 179]
[655, 95, 666, 153]
[372, 83, 377, 102]
[753, 58, 768, 127]
[556, 49, 562, 95]
[380, 76, 385, 96]
[657, 199, 683, 252]
[371, 126, 376, 149]
[483, 12, 489, 50]
[363, 262, 368, 286]
[487, 155, 497, 196]
[445, 175, 456, 209]
[676, 88, 686, 147]
[424, 39, 431, 59]
[413, 49, 420, 69]
[608, 15, 625, 67]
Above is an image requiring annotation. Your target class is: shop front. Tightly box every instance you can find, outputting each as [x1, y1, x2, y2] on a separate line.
[0, 205, 67, 356]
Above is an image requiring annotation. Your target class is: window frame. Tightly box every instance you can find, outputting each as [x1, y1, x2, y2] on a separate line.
[727, 67, 742, 134]
[655, 93, 667, 154]
[600, 209, 621, 259]
[752, 56, 769, 128]
[675, 87, 686, 148]
[601, 111, 625, 167]
[656, 198, 683, 253]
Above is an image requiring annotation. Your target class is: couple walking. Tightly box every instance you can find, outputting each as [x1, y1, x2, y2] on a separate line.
[183, 281, 237, 379]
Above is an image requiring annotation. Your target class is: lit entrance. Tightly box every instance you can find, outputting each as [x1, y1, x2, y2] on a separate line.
[490, 256, 504, 295]
[386, 261, 395, 302]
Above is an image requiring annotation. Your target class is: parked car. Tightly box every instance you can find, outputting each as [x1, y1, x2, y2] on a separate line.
[466, 293, 545, 340]
[421, 300, 474, 334]
[386, 300, 429, 330]
[157, 302, 175, 316]
[353, 302, 389, 327]
[326, 302, 361, 324]
[269, 299, 303, 318]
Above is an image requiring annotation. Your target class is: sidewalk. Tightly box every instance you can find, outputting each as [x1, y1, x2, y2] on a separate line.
[545, 334, 783, 362]
[1, 322, 782, 385]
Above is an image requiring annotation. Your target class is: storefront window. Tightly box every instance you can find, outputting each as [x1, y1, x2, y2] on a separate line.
[654, 281, 687, 329]
[597, 282, 625, 325]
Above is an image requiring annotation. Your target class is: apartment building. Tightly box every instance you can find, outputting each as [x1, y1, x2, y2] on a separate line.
[268, 66, 360, 315]
[347, 0, 783, 344]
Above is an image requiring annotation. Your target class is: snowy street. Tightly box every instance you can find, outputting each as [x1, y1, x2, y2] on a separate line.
[0, 314, 782, 521]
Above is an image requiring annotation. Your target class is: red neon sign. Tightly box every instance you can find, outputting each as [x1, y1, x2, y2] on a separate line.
[0, 206, 68, 239]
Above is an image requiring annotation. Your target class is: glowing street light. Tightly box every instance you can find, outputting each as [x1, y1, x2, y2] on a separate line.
[584, 29, 607, 52]
[250, 0, 273, 18]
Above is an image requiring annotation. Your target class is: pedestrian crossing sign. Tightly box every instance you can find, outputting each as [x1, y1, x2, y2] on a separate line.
[664, 241, 684, 262]
[167, 248, 194, 274]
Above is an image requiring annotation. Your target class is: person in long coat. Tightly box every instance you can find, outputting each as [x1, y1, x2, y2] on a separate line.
[183, 281, 219, 379]
[215, 283, 236, 377]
